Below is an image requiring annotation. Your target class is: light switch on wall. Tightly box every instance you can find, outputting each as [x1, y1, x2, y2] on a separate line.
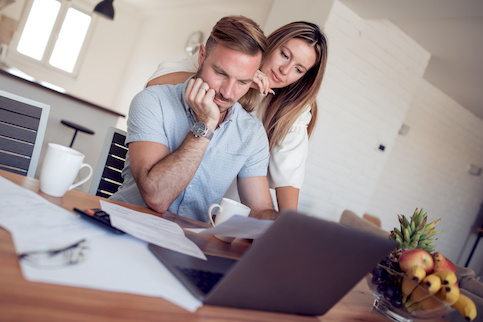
[469, 164, 482, 176]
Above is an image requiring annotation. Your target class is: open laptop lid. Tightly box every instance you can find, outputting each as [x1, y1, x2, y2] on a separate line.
[206, 211, 396, 315]
[150, 211, 396, 316]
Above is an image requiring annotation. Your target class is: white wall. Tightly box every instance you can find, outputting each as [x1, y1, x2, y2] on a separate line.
[367, 80, 483, 273]
[299, 1, 430, 218]
[297, 1, 483, 271]
[262, 0, 334, 35]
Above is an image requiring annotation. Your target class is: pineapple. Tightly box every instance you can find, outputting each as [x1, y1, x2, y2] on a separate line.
[389, 208, 441, 255]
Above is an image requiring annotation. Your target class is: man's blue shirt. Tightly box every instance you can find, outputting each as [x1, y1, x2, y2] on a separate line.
[110, 79, 269, 222]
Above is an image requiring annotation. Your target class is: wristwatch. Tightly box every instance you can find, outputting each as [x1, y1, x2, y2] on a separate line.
[191, 122, 214, 140]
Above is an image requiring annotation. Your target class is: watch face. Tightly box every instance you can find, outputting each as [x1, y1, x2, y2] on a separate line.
[192, 122, 207, 136]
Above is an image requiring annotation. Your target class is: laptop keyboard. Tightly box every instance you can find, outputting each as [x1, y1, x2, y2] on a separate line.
[176, 266, 224, 294]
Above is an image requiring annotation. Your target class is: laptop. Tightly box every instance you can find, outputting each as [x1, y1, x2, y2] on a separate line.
[148, 210, 396, 316]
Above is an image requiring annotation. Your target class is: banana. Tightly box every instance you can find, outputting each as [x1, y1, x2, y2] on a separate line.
[407, 279, 461, 314]
[451, 293, 477, 321]
[404, 274, 442, 308]
[402, 266, 427, 303]
[406, 293, 446, 313]
[431, 270, 457, 286]
[435, 284, 460, 306]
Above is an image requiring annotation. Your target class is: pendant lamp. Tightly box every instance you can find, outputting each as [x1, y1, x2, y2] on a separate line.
[94, 0, 115, 20]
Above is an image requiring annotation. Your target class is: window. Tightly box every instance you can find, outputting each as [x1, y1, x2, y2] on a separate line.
[14, 0, 93, 74]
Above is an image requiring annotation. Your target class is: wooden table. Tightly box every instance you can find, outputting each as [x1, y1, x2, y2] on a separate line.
[0, 170, 443, 321]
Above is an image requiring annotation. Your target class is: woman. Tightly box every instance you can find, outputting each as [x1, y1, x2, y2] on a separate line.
[146, 21, 328, 212]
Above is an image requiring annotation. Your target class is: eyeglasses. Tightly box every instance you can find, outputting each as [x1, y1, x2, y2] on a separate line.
[18, 239, 90, 269]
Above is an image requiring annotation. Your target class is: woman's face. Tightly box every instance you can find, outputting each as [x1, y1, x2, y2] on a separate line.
[261, 38, 317, 89]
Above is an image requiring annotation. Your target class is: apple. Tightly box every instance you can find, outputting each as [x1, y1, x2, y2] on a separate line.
[432, 252, 456, 274]
[398, 249, 434, 274]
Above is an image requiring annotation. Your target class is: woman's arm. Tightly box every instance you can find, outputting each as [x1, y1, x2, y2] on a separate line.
[146, 72, 194, 87]
[237, 176, 278, 220]
[275, 186, 300, 211]
[147, 70, 274, 95]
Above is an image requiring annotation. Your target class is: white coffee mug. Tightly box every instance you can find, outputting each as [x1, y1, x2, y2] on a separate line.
[208, 198, 251, 242]
[40, 143, 93, 197]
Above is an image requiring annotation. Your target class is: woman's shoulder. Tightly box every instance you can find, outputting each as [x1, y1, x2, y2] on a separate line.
[147, 57, 198, 82]
[293, 105, 312, 127]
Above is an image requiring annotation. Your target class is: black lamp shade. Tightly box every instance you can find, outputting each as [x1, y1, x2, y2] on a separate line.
[94, 0, 115, 20]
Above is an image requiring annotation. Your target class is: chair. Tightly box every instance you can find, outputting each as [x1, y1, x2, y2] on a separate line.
[363, 213, 382, 228]
[339, 210, 388, 239]
[0, 89, 50, 177]
[89, 126, 127, 198]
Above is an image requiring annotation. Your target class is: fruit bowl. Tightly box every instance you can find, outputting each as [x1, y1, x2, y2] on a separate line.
[366, 264, 454, 322]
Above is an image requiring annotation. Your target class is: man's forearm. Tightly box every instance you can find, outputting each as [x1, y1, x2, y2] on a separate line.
[139, 135, 209, 212]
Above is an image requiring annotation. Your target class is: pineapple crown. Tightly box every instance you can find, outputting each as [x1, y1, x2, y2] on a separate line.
[389, 208, 441, 253]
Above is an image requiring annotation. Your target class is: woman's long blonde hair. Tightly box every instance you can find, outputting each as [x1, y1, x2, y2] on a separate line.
[239, 21, 328, 152]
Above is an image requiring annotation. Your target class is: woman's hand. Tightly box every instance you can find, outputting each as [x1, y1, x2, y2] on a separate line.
[185, 77, 219, 130]
[251, 70, 275, 96]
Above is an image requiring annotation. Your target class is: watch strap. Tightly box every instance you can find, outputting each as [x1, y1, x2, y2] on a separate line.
[204, 128, 214, 140]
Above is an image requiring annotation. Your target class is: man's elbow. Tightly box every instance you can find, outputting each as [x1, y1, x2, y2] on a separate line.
[140, 188, 170, 214]
[144, 195, 169, 214]
[134, 174, 168, 213]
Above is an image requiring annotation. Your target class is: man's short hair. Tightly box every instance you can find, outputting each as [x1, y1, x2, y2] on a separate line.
[205, 16, 267, 58]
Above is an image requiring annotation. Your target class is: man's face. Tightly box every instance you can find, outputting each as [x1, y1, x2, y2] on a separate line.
[197, 44, 262, 112]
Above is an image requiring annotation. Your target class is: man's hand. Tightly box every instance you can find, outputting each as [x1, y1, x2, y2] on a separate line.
[251, 70, 275, 96]
[185, 78, 219, 130]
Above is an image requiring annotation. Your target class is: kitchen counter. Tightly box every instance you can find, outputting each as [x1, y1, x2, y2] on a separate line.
[0, 64, 125, 118]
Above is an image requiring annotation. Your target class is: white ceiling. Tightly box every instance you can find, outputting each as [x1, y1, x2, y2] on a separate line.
[117, 0, 483, 121]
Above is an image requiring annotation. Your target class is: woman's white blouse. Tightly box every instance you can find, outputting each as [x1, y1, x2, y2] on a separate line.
[147, 58, 310, 189]
[267, 106, 311, 189]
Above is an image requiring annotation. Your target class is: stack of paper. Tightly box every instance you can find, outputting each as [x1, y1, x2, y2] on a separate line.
[0, 176, 202, 312]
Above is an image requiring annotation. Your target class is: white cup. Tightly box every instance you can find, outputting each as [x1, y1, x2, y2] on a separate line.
[40, 143, 93, 197]
[208, 198, 251, 242]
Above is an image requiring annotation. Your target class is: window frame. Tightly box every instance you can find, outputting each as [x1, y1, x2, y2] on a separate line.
[8, 0, 97, 78]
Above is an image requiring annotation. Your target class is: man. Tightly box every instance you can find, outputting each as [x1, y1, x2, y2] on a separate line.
[110, 16, 278, 223]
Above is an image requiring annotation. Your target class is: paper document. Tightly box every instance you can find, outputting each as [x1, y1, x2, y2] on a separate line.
[0, 175, 202, 312]
[197, 215, 273, 239]
[0, 176, 103, 253]
[100, 200, 206, 260]
[20, 233, 202, 312]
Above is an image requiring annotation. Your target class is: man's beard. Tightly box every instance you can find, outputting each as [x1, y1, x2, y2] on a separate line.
[196, 63, 235, 109]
